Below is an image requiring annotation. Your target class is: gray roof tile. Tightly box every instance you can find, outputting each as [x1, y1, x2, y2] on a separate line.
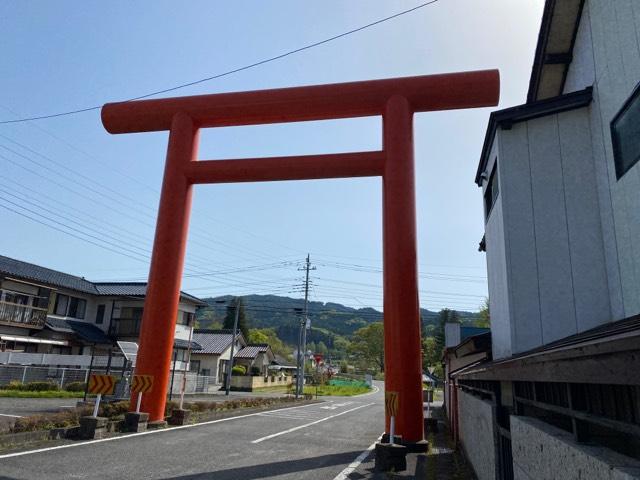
[0, 255, 97, 294]
[192, 330, 244, 355]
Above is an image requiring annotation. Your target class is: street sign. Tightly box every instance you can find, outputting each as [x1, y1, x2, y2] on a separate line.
[385, 391, 399, 418]
[88, 374, 116, 395]
[131, 374, 154, 394]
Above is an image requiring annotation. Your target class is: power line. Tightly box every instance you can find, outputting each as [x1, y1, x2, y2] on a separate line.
[0, 1, 439, 124]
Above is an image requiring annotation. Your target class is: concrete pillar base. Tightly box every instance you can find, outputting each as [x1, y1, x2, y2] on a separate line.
[147, 420, 168, 430]
[380, 433, 403, 444]
[79, 416, 108, 440]
[124, 412, 149, 432]
[404, 439, 429, 453]
[414, 454, 429, 478]
[168, 408, 191, 426]
[374, 443, 408, 472]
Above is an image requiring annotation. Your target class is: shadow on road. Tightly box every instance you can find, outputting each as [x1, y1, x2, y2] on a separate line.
[160, 450, 364, 480]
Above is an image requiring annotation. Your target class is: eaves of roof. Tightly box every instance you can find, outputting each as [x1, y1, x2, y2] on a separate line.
[475, 87, 593, 186]
[527, 0, 585, 103]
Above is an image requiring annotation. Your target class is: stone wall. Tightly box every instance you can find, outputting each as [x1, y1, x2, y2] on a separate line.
[511, 415, 640, 480]
[458, 390, 496, 480]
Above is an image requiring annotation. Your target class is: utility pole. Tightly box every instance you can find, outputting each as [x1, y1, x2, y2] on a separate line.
[297, 254, 315, 396]
[225, 297, 241, 396]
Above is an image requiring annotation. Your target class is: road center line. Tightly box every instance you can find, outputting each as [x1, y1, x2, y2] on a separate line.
[0, 413, 23, 418]
[0, 401, 322, 460]
[251, 403, 375, 444]
[332, 435, 382, 480]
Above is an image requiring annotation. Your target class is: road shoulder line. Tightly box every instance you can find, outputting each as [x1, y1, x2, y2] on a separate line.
[0, 401, 322, 460]
[332, 435, 382, 480]
[251, 402, 375, 444]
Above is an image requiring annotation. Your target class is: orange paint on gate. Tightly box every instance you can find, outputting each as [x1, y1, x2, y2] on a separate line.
[101, 70, 499, 442]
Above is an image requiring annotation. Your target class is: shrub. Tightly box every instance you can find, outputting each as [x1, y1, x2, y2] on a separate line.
[250, 366, 261, 376]
[11, 408, 88, 434]
[64, 381, 86, 392]
[231, 365, 246, 376]
[4, 380, 24, 390]
[99, 401, 129, 418]
[24, 381, 59, 391]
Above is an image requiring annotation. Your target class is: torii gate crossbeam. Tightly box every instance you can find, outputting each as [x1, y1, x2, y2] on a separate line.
[101, 70, 499, 443]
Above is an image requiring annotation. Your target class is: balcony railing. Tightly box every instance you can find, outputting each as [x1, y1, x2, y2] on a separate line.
[0, 301, 47, 329]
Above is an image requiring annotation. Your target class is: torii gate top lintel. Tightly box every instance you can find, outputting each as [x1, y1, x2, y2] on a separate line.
[100, 69, 499, 443]
[102, 69, 499, 134]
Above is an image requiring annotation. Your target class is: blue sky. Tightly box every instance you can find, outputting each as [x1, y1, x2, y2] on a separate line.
[0, 0, 544, 312]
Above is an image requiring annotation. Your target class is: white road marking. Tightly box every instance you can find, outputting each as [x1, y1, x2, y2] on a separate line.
[251, 402, 375, 444]
[353, 384, 380, 397]
[0, 413, 23, 418]
[332, 435, 382, 480]
[0, 401, 322, 459]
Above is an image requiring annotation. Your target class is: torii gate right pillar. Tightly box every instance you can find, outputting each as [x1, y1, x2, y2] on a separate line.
[383, 95, 423, 441]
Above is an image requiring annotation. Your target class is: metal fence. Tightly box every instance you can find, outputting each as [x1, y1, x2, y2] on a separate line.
[0, 365, 221, 395]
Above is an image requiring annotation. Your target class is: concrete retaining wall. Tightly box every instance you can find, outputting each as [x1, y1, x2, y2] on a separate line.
[458, 390, 496, 480]
[511, 415, 640, 480]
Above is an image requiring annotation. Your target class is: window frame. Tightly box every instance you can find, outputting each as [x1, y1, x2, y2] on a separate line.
[95, 304, 106, 325]
[484, 160, 499, 221]
[611, 81, 640, 180]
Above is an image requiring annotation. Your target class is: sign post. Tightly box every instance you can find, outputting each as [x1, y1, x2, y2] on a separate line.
[126, 374, 154, 432]
[80, 374, 116, 440]
[87, 374, 116, 417]
[131, 374, 154, 413]
[385, 391, 399, 444]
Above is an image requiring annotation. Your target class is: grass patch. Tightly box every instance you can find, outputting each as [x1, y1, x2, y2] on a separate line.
[0, 390, 84, 398]
[303, 384, 370, 396]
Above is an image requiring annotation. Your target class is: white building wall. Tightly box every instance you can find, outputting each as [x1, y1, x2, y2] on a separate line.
[511, 415, 640, 480]
[562, 0, 640, 319]
[488, 106, 610, 357]
[458, 390, 496, 480]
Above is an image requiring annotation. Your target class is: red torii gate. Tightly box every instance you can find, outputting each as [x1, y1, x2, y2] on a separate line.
[101, 70, 499, 442]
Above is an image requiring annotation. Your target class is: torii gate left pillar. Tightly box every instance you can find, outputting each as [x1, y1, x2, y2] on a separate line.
[101, 70, 499, 443]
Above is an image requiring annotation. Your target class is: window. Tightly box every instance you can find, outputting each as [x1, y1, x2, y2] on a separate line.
[484, 161, 499, 220]
[54, 294, 69, 316]
[190, 360, 200, 373]
[68, 297, 86, 319]
[53, 294, 86, 319]
[611, 83, 640, 179]
[120, 307, 143, 320]
[95, 304, 105, 325]
[177, 311, 194, 326]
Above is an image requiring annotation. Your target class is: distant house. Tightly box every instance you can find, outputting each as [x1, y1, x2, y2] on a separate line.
[234, 343, 275, 376]
[190, 329, 246, 383]
[0, 255, 204, 369]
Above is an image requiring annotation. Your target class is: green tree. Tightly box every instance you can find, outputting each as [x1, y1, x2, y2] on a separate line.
[307, 341, 317, 354]
[331, 336, 351, 358]
[223, 297, 249, 340]
[475, 298, 490, 328]
[247, 329, 269, 344]
[247, 327, 291, 360]
[349, 322, 384, 372]
[421, 336, 443, 377]
[317, 341, 328, 355]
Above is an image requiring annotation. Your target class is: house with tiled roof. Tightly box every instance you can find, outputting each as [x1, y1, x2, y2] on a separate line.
[233, 343, 275, 376]
[189, 329, 246, 383]
[0, 255, 204, 368]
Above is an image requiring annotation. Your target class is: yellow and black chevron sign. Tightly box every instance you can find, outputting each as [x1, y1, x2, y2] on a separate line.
[88, 374, 116, 395]
[385, 391, 399, 418]
[131, 374, 154, 394]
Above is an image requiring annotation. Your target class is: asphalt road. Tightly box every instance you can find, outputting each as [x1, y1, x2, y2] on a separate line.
[0, 382, 384, 480]
[0, 397, 80, 432]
